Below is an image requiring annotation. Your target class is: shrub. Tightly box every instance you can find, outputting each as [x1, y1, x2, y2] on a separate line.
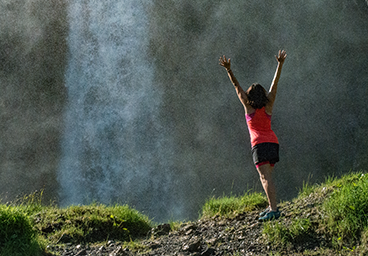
[0, 205, 44, 256]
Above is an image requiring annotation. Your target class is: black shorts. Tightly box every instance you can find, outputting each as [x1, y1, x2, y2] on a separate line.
[251, 143, 279, 165]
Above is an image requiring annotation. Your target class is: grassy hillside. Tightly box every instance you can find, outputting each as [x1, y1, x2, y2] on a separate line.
[262, 171, 368, 255]
[199, 171, 368, 255]
[1, 171, 368, 255]
[1, 192, 152, 256]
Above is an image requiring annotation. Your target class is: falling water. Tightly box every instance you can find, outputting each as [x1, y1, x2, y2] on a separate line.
[58, 1, 174, 220]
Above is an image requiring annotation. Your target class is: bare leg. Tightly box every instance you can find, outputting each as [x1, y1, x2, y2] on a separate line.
[257, 164, 277, 211]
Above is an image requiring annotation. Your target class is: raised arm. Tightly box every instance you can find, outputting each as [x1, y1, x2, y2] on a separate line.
[219, 55, 249, 108]
[267, 50, 287, 108]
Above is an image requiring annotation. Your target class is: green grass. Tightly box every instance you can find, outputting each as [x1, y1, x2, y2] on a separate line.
[201, 190, 268, 218]
[3, 171, 368, 255]
[0, 205, 45, 256]
[0, 191, 152, 255]
[323, 172, 368, 248]
[33, 203, 152, 244]
[262, 171, 368, 254]
[263, 218, 313, 247]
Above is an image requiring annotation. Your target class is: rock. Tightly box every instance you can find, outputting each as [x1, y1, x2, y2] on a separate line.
[98, 245, 107, 253]
[107, 240, 115, 246]
[201, 247, 216, 256]
[205, 238, 218, 245]
[235, 214, 246, 221]
[185, 229, 194, 235]
[180, 223, 197, 234]
[249, 222, 260, 229]
[75, 249, 88, 256]
[183, 238, 202, 252]
[148, 241, 161, 250]
[109, 246, 124, 256]
[152, 223, 172, 236]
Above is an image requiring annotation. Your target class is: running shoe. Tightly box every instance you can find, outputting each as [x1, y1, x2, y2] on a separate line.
[259, 207, 270, 217]
[258, 209, 280, 221]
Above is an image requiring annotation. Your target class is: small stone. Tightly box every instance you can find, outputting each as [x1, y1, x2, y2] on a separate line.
[248, 245, 256, 251]
[185, 229, 193, 235]
[149, 242, 161, 250]
[183, 238, 202, 252]
[205, 238, 218, 245]
[181, 224, 197, 232]
[152, 223, 172, 236]
[201, 247, 216, 256]
[218, 220, 227, 226]
[75, 249, 88, 256]
[249, 222, 260, 229]
[109, 246, 123, 256]
[236, 214, 246, 221]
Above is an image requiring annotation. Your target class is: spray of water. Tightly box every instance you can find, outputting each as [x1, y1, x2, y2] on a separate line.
[58, 0, 178, 221]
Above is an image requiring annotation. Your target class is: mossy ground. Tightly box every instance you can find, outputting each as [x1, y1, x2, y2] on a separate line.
[2, 171, 368, 255]
[2, 192, 152, 255]
[262, 171, 368, 255]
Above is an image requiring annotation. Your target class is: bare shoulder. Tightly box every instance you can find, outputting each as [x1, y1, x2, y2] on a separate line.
[265, 101, 274, 115]
[245, 105, 255, 115]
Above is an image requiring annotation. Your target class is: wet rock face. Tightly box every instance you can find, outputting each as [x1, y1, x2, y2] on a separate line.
[0, 0, 68, 203]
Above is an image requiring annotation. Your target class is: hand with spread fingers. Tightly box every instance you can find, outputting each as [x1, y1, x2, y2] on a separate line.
[219, 55, 231, 71]
[276, 50, 287, 63]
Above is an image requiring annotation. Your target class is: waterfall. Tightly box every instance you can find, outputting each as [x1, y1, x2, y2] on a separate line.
[58, 0, 173, 220]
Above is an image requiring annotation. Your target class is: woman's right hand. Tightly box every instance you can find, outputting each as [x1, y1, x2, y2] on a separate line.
[276, 50, 287, 63]
[219, 55, 231, 71]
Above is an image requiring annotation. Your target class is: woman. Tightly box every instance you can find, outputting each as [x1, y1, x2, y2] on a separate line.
[219, 50, 287, 221]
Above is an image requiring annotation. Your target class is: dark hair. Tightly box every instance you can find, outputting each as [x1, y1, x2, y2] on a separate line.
[246, 83, 269, 109]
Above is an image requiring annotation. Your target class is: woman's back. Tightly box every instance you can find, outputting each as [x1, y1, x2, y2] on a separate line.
[246, 107, 278, 147]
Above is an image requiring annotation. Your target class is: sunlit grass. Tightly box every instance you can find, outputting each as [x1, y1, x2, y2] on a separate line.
[0, 204, 46, 256]
[33, 203, 152, 244]
[0, 191, 153, 255]
[201, 190, 268, 218]
[263, 171, 368, 254]
[263, 218, 313, 247]
[3, 171, 368, 255]
[323, 172, 368, 248]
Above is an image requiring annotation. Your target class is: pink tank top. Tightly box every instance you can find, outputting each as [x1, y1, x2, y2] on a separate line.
[245, 107, 279, 147]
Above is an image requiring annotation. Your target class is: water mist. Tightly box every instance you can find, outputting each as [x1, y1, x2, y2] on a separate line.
[58, 1, 174, 221]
